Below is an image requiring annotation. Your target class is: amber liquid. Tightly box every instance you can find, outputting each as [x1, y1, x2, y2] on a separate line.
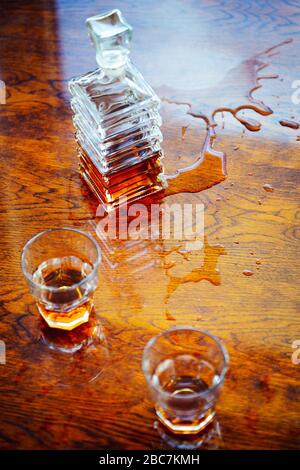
[79, 146, 165, 209]
[33, 257, 93, 331]
[154, 355, 217, 434]
[163, 375, 210, 395]
[156, 375, 216, 435]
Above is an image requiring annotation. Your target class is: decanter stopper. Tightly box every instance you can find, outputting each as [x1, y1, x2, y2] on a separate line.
[86, 9, 133, 70]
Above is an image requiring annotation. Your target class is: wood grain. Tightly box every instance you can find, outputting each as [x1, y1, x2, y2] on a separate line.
[0, 0, 299, 450]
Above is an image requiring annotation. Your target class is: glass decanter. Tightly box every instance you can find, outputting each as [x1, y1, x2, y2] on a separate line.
[69, 9, 167, 211]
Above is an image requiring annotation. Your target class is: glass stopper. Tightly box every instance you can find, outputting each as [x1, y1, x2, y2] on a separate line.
[86, 9, 133, 69]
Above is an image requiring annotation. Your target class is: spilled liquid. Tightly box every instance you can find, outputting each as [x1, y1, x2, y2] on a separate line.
[181, 126, 188, 139]
[165, 310, 176, 321]
[263, 183, 274, 193]
[162, 236, 226, 305]
[164, 152, 226, 197]
[243, 270, 254, 277]
[279, 119, 300, 130]
[158, 39, 293, 196]
[88, 40, 295, 312]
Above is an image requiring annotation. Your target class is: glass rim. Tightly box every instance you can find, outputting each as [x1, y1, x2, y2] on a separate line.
[142, 326, 229, 401]
[21, 227, 101, 293]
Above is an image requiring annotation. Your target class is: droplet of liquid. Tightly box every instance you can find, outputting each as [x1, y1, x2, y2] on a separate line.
[166, 311, 176, 321]
[243, 270, 254, 276]
[263, 183, 274, 192]
[279, 120, 300, 130]
[181, 126, 188, 139]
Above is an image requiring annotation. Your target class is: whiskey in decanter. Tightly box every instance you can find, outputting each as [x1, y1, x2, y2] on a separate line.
[69, 9, 166, 211]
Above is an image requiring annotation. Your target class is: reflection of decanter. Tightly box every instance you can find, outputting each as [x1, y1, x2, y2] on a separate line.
[69, 9, 167, 211]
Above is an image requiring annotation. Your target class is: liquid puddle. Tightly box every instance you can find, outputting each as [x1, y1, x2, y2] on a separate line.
[159, 39, 292, 196]
[164, 152, 226, 197]
[162, 236, 226, 305]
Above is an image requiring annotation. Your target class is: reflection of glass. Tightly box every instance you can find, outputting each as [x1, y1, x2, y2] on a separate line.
[40, 309, 109, 386]
[19, 308, 109, 387]
[21, 228, 101, 330]
[39, 308, 103, 354]
[142, 327, 229, 435]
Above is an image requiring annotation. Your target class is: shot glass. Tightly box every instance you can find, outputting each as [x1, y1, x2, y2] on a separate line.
[21, 228, 101, 331]
[142, 327, 229, 435]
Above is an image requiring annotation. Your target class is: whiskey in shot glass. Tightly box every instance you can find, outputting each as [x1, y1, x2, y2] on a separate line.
[21, 228, 100, 330]
[142, 327, 229, 435]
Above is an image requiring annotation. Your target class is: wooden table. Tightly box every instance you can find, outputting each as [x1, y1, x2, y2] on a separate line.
[0, 0, 299, 450]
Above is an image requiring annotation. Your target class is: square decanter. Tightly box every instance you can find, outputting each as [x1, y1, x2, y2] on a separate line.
[69, 9, 167, 211]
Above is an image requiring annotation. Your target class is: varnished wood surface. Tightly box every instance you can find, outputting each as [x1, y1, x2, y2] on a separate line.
[0, 0, 299, 449]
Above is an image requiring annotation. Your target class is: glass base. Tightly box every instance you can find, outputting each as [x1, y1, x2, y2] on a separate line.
[156, 406, 216, 435]
[37, 299, 93, 331]
[154, 418, 222, 450]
